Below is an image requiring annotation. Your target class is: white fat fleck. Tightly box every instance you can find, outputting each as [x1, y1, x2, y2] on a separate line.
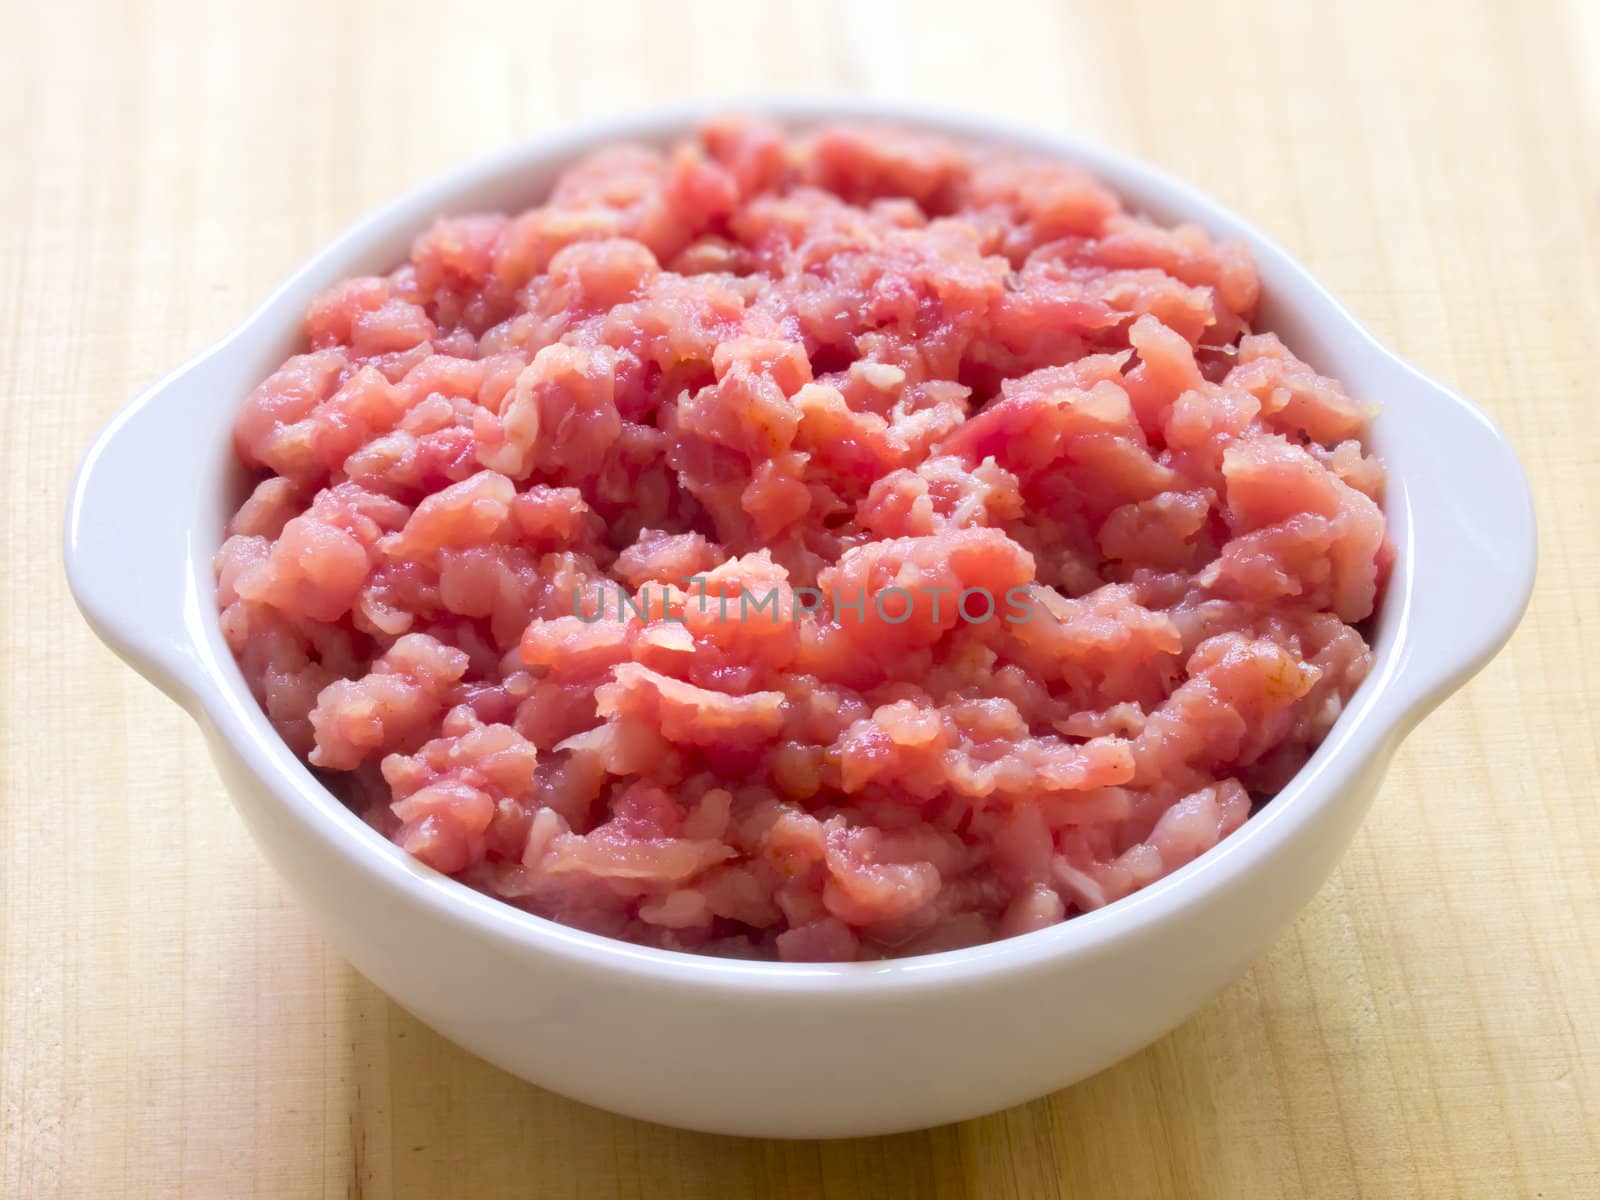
[856, 362, 906, 390]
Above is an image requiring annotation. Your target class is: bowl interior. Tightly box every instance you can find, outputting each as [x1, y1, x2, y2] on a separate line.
[186, 102, 1423, 983]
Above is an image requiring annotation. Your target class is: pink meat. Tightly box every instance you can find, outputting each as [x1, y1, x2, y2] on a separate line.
[218, 119, 1388, 960]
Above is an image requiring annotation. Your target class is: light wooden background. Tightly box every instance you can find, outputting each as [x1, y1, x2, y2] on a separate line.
[4, 0, 1598, 1196]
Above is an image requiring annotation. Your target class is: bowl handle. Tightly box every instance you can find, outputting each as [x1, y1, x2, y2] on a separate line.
[64, 350, 232, 708]
[1383, 370, 1537, 717]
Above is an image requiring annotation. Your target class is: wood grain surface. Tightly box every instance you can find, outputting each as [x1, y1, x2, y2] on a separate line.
[3, 0, 1598, 1195]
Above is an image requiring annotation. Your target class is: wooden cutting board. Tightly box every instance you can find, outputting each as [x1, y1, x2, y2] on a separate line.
[4, 0, 1597, 1195]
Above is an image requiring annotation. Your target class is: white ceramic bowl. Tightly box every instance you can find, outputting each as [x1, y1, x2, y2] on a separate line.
[64, 100, 1536, 1138]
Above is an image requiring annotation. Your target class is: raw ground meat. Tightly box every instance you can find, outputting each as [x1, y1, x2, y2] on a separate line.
[217, 118, 1391, 961]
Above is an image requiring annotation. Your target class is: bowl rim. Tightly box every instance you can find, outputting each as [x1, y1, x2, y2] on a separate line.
[68, 95, 1537, 994]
